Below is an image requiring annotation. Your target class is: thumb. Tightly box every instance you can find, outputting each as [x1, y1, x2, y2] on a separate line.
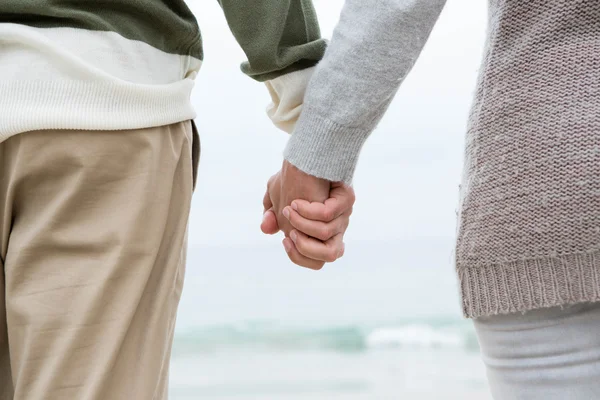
[261, 208, 279, 235]
[261, 174, 280, 234]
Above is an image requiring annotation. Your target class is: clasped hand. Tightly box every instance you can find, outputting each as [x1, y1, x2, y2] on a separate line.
[261, 161, 355, 269]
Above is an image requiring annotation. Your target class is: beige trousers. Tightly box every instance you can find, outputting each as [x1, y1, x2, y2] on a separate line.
[0, 122, 197, 399]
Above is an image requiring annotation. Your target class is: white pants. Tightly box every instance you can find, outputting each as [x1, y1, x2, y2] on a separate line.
[474, 303, 600, 400]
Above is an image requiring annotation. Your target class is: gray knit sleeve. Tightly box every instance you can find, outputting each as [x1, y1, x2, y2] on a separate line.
[284, 0, 447, 184]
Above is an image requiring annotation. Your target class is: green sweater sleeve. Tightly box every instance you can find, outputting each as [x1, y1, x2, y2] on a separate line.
[217, 0, 327, 81]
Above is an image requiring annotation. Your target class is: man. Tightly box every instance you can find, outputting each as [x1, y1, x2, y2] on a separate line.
[0, 1, 353, 399]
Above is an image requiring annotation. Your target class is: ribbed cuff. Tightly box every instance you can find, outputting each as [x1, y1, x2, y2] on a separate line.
[459, 250, 600, 319]
[283, 108, 371, 184]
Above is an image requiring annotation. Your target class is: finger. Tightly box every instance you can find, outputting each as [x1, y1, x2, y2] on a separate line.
[290, 230, 345, 263]
[284, 206, 349, 241]
[282, 238, 326, 270]
[261, 209, 279, 235]
[291, 184, 355, 222]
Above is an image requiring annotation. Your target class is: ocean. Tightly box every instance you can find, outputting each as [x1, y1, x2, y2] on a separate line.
[168, 240, 492, 399]
[170, 319, 490, 399]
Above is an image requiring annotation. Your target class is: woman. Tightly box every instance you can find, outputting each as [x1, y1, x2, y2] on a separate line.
[280, 0, 600, 398]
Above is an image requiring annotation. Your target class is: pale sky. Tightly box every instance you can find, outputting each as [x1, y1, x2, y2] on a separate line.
[186, 0, 487, 248]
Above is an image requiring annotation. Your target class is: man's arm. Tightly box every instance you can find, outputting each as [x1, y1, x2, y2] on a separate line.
[217, 1, 353, 268]
[284, 0, 447, 183]
[217, 0, 327, 132]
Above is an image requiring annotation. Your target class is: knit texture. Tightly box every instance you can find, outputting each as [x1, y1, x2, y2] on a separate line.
[286, 0, 600, 318]
[285, 0, 447, 184]
[456, 0, 600, 317]
[0, 1, 326, 140]
[285, 107, 371, 182]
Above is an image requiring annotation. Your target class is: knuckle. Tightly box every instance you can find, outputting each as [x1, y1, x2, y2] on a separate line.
[322, 208, 335, 221]
[324, 249, 338, 263]
[338, 243, 346, 258]
[311, 262, 325, 271]
[348, 190, 356, 205]
[289, 254, 303, 266]
[319, 225, 332, 240]
[340, 218, 350, 233]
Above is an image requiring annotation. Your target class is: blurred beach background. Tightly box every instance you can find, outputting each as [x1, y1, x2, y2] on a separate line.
[171, 1, 491, 398]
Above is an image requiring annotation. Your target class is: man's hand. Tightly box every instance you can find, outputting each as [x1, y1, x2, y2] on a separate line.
[261, 161, 355, 270]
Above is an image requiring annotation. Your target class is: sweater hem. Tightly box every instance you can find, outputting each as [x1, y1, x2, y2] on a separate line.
[459, 250, 600, 319]
[0, 80, 196, 141]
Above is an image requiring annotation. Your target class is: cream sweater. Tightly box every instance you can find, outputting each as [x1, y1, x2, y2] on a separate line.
[0, 1, 326, 141]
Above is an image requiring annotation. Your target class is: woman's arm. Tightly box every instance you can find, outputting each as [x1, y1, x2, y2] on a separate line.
[284, 0, 447, 184]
